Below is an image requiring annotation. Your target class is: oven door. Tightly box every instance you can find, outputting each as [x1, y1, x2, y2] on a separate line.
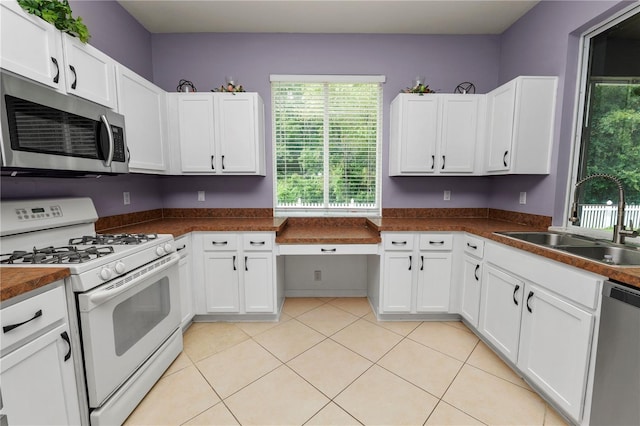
[77, 253, 180, 407]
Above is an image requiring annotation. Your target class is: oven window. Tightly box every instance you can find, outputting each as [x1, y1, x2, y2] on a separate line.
[112, 277, 171, 356]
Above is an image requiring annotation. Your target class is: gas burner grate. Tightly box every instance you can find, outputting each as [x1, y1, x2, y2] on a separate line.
[69, 233, 158, 246]
[1, 245, 115, 264]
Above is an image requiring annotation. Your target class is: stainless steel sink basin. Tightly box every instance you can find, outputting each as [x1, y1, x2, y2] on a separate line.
[557, 245, 640, 266]
[497, 231, 596, 247]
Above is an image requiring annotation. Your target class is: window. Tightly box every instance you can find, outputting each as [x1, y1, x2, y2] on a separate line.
[272, 75, 384, 216]
[570, 8, 640, 234]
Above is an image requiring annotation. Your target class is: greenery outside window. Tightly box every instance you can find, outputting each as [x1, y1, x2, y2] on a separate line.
[272, 75, 384, 216]
[569, 8, 640, 235]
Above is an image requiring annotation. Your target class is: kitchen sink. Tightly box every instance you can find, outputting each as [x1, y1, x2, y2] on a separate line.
[497, 231, 596, 247]
[497, 231, 640, 266]
[556, 245, 640, 266]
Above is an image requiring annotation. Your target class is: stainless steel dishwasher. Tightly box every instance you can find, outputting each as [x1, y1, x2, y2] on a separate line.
[589, 280, 640, 426]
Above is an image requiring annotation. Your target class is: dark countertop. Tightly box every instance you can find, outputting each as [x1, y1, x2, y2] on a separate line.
[3, 215, 639, 302]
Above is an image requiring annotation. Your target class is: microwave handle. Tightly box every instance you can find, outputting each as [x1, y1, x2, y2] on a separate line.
[100, 115, 115, 167]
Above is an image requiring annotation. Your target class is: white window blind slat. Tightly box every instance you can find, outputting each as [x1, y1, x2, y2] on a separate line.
[273, 79, 382, 215]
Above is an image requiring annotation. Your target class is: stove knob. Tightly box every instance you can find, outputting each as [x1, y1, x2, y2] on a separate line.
[115, 261, 126, 274]
[100, 267, 112, 280]
[156, 246, 166, 256]
[163, 243, 174, 253]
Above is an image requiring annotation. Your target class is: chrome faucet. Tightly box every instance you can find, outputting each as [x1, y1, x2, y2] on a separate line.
[569, 173, 638, 244]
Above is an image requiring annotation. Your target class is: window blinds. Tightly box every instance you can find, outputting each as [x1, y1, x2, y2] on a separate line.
[272, 79, 382, 215]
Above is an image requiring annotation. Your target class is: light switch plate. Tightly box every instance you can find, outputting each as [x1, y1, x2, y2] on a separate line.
[444, 190, 451, 201]
[519, 192, 527, 204]
[123, 192, 130, 205]
[198, 191, 205, 201]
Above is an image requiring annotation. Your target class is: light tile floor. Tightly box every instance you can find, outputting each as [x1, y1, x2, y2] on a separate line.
[124, 297, 569, 426]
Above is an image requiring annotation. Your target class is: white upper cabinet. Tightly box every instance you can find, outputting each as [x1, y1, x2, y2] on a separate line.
[61, 34, 117, 109]
[0, 1, 117, 109]
[170, 93, 266, 175]
[389, 94, 484, 176]
[485, 76, 558, 174]
[116, 65, 168, 173]
[0, 0, 65, 90]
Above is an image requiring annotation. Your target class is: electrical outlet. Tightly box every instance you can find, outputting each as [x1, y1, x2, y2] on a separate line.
[443, 190, 451, 201]
[519, 192, 527, 204]
[123, 192, 130, 205]
[197, 191, 205, 201]
[314, 270, 321, 281]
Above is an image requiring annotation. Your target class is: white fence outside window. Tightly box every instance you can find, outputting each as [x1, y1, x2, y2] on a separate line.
[580, 204, 640, 228]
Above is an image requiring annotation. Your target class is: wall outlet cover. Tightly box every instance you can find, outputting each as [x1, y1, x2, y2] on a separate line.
[444, 190, 451, 201]
[123, 192, 130, 205]
[198, 191, 205, 201]
[519, 192, 527, 204]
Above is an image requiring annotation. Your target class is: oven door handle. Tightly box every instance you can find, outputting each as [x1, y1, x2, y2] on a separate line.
[85, 254, 180, 308]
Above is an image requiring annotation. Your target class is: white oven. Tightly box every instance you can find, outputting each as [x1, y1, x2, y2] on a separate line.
[78, 253, 180, 408]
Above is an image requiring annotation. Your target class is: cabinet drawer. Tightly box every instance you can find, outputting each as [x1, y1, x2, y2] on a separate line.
[243, 233, 273, 251]
[175, 235, 191, 254]
[463, 234, 485, 258]
[419, 234, 453, 251]
[202, 234, 238, 251]
[383, 234, 414, 251]
[1, 283, 67, 352]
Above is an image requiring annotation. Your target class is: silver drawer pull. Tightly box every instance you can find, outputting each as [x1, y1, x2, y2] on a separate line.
[466, 242, 478, 249]
[429, 241, 445, 245]
[250, 241, 266, 245]
[391, 241, 407, 245]
[321, 248, 337, 253]
[212, 241, 228, 246]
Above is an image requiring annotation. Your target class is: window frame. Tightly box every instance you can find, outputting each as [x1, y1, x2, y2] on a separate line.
[271, 74, 385, 217]
[565, 4, 640, 240]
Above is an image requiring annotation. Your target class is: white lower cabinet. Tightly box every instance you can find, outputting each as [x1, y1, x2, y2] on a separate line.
[0, 283, 81, 426]
[195, 232, 276, 315]
[380, 233, 452, 314]
[460, 255, 482, 327]
[481, 242, 602, 423]
[176, 235, 194, 327]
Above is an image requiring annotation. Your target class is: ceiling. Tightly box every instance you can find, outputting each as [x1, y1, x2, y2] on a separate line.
[117, 0, 540, 35]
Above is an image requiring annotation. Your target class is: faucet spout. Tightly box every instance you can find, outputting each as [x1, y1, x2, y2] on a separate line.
[571, 174, 630, 244]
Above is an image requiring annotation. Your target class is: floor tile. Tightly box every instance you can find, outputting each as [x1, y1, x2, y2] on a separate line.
[466, 340, 530, 389]
[408, 321, 479, 362]
[182, 402, 239, 425]
[443, 364, 546, 425]
[224, 365, 329, 425]
[233, 318, 285, 337]
[124, 366, 219, 425]
[544, 404, 569, 425]
[331, 319, 403, 362]
[253, 318, 325, 362]
[162, 351, 193, 378]
[182, 322, 249, 361]
[283, 297, 326, 317]
[196, 339, 282, 398]
[442, 320, 475, 334]
[297, 303, 359, 336]
[378, 338, 463, 398]
[288, 339, 373, 398]
[425, 401, 485, 425]
[335, 365, 438, 425]
[329, 297, 372, 317]
[305, 402, 362, 425]
[363, 312, 421, 336]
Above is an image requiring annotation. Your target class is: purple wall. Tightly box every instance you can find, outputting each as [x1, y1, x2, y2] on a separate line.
[152, 33, 500, 209]
[492, 0, 632, 224]
[69, 0, 153, 80]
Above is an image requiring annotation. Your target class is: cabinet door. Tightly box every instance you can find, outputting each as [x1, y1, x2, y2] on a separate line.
[479, 265, 524, 363]
[243, 253, 274, 313]
[485, 80, 516, 172]
[518, 284, 594, 422]
[178, 95, 216, 172]
[1, 324, 81, 426]
[179, 254, 194, 327]
[382, 252, 414, 312]
[117, 66, 167, 173]
[460, 256, 482, 327]
[215, 94, 261, 174]
[0, 1, 64, 90]
[398, 96, 439, 173]
[203, 253, 240, 312]
[416, 252, 452, 312]
[62, 34, 117, 108]
[439, 96, 479, 173]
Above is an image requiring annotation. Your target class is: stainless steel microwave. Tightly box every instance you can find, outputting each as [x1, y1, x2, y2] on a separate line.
[0, 71, 128, 175]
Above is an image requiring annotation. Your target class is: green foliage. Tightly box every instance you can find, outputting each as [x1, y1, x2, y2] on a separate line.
[18, 0, 90, 43]
[581, 83, 640, 204]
